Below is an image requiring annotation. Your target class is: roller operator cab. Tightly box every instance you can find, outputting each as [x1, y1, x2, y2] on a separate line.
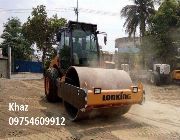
[44, 21, 145, 121]
[56, 21, 101, 69]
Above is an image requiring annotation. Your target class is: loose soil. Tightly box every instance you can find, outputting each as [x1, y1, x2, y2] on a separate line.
[0, 75, 180, 140]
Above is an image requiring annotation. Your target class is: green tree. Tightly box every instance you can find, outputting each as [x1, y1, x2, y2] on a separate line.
[22, 5, 66, 70]
[46, 14, 66, 60]
[0, 17, 32, 60]
[121, 0, 155, 37]
[147, 0, 180, 66]
[22, 5, 49, 69]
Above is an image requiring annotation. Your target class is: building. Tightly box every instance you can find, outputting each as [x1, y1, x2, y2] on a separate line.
[115, 37, 141, 69]
[101, 51, 114, 62]
[0, 48, 8, 78]
[115, 37, 140, 52]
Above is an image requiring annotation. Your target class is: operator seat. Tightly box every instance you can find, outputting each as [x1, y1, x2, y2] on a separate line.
[73, 38, 83, 64]
[73, 53, 79, 65]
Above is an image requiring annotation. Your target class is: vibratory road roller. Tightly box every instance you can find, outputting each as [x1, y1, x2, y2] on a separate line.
[44, 21, 145, 121]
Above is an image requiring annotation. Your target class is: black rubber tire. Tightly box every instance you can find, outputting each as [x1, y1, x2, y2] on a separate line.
[99, 106, 131, 117]
[165, 75, 171, 85]
[44, 68, 61, 102]
[151, 72, 160, 86]
[150, 73, 155, 84]
[119, 105, 131, 115]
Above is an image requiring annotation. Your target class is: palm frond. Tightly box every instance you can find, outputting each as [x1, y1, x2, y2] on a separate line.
[121, 0, 155, 37]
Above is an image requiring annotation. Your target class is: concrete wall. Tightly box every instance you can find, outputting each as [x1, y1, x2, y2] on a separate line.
[0, 58, 8, 78]
[0, 48, 2, 58]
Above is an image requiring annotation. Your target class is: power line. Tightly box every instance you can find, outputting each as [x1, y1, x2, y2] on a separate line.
[0, 8, 120, 16]
[79, 8, 119, 16]
[0, 8, 72, 13]
[0, 8, 32, 11]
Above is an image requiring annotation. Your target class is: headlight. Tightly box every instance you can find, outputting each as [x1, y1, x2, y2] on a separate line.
[132, 86, 138, 93]
[94, 88, 101, 94]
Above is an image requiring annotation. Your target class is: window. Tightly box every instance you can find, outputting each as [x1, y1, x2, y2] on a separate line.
[59, 31, 71, 70]
[65, 31, 70, 47]
[72, 29, 98, 66]
[60, 32, 65, 49]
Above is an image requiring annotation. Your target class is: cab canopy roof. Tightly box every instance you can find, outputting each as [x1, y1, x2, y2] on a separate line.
[66, 21, 97, 33]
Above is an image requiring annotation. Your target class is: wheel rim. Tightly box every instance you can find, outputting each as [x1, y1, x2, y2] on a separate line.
[45, 77, 50, 95]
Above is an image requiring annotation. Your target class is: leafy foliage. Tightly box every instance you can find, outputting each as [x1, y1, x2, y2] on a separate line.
[146, 0, 180, 66]
[22, 5, 66, 68]
[46, 14, 67, 59]
[0, 17, 32, 60]
[121, 0, 155, 37]
[23, 5, 48, 49]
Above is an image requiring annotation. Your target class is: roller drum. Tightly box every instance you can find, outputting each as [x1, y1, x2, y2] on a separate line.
[64, 66, 132, 121]
[65, 66, 132, 90]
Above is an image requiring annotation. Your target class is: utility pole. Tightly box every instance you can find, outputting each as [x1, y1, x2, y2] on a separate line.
[8, 47, 11, 79]
[74, 0, 79, 22]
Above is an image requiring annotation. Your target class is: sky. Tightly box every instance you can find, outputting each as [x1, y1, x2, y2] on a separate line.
[0, 0, 133, 52]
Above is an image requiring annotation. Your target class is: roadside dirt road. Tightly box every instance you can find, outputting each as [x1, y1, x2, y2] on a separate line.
[0, 77, 180, 140]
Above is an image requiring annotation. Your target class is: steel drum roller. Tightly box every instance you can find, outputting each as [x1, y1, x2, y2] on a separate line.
[64, 66, 132, 121]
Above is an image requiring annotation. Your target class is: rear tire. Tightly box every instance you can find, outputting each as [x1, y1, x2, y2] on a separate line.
[165, 75, 171, 85]
[116, 106, 131, 116]
[151, 72, 160, 86]
[44, 68, 61, 102]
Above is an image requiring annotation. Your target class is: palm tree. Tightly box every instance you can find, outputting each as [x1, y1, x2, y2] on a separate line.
[121, 0, 155, 37]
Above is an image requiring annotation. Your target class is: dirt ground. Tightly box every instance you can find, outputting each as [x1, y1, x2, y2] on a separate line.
[0, 74, 180, 140]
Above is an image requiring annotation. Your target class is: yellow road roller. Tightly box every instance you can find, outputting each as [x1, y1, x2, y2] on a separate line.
[44, 21, 145, 121]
